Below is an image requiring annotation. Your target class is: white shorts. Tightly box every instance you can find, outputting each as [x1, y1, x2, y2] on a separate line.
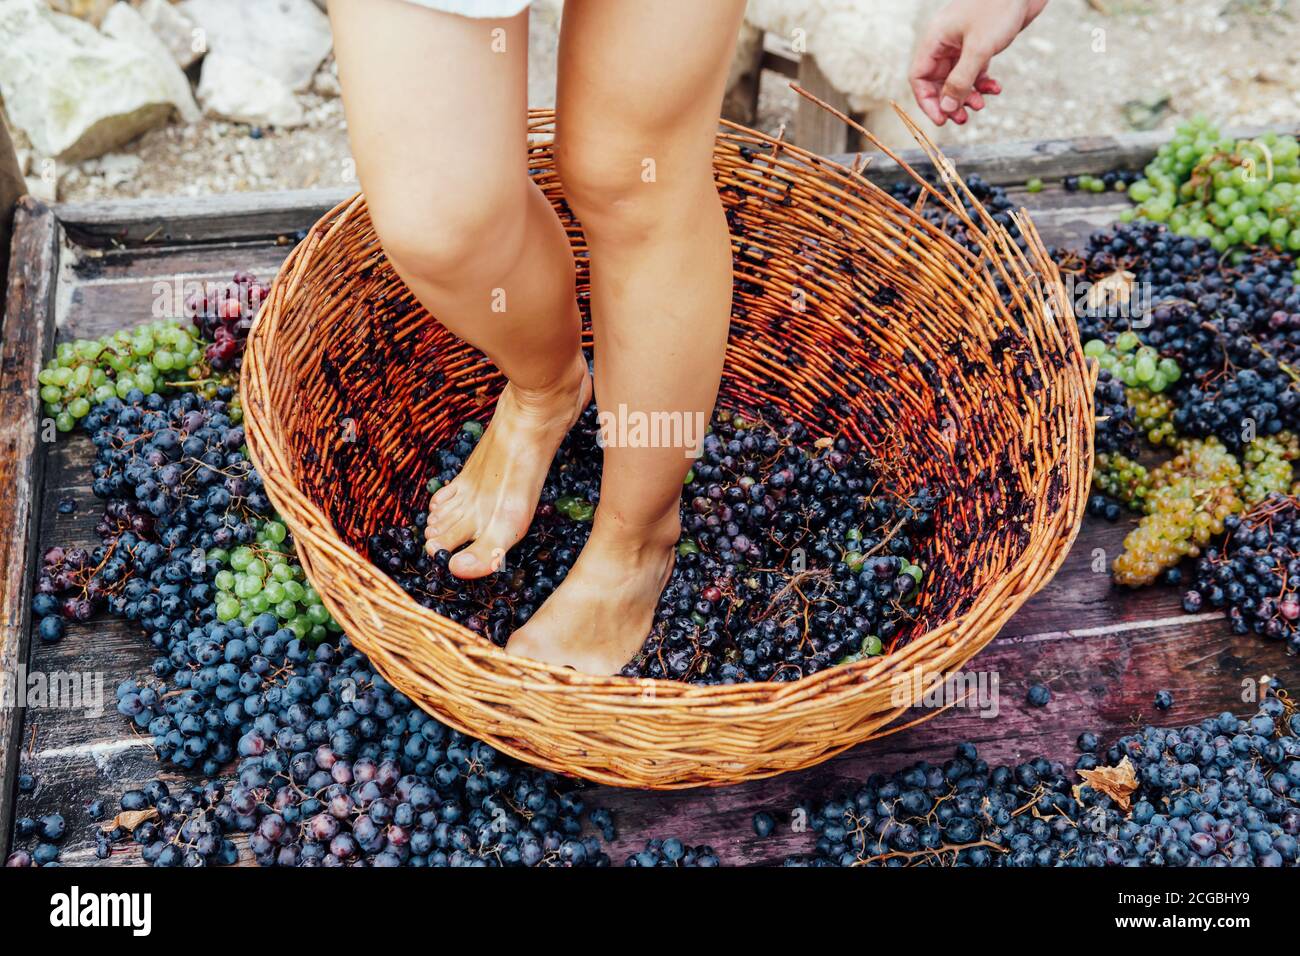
[403, 0, 530, 16]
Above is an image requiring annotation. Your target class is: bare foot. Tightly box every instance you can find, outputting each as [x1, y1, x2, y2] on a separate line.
[506, 515, 678, 675]
[425, 354, 591, 577]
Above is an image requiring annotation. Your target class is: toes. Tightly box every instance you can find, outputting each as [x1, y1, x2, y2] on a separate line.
[424, 511, 447, 543]
[448, 502, 531, 578]
[448, 526, 520, 579]
[425, 483, 459, 530]
[425, 491, 463, 534]
[448, 541, 508, 579]
[425, 510, 476, 557]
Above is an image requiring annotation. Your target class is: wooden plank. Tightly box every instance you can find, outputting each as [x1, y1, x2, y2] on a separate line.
[840, 124, 1297, 188]
[15, 431, 160, 752]
[67, 239, 292, 284]
[593, 613, 1300, 865]
[7, 411, 223, 866]
[0, 198, 61, 857]
[796, 54, 852, 155]
[16, 583, 1296, 866]
[54, 188, 354, 248]
[1000, 515, 1186, 638]
[0, 119, 27, 318]
[759, 48, 799, 81]
[46, 186, 1117, 336]
[1008, 188, 1128, 251]
[56, 173, 1066, 252]
[722, 27, 765, 127]
[59, 243, 290, 342]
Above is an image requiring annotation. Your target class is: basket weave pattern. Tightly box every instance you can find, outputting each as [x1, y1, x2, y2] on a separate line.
[242, 111, 1094, 789]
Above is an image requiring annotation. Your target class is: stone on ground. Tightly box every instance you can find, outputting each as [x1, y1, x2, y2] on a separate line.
[0, 0, 201, 162]
[102, 2, 200, 123]
[196, 52, 306, 129]
[47, 0, 113, 24]
[138, 0, 204, 70]
[181, 0, 331, 92]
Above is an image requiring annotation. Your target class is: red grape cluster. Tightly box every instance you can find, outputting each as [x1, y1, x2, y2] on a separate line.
[186, 271, 268, 371]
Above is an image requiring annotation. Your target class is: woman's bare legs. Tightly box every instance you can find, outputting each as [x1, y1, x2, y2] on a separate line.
[331, 0, 590, 579]
[507, 0, 745, 674]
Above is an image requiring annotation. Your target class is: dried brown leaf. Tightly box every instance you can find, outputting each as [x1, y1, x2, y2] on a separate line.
[102, 808, 158, 832]
[1086, 269, 1136, 311]
[1074, 756, 1138, 811]
[813, 436, 834, 449]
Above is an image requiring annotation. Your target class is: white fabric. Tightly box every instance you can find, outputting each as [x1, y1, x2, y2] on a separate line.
[402, 0, 530, 17]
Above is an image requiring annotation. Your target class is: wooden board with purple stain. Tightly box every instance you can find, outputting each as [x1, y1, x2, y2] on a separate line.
[2, 134, 1298, 867]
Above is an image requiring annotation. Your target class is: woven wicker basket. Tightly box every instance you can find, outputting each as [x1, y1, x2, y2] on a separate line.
[242, 109, 1094, 789]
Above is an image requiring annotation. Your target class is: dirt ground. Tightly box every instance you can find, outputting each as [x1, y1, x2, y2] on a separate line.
[38, 0, 1300, 203]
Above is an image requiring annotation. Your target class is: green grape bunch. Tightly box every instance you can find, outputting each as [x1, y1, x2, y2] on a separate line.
[1241, 434, 1297, 505]
[211, 519, 342, 644]
[1124, 117, 1300, 273]
[37, 320, 206, 432]
[1084, 332, 1182, 394]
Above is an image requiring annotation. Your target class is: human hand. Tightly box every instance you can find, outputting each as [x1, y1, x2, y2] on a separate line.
[909, 0, 1048, 126]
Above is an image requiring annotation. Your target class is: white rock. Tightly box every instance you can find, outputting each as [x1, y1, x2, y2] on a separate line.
[47, 0, 113, 25]
[138, 0, 204, 70]
[0, 0, 197, 161]
[25, 172, 58, 203]
[101, 2, 200, 122]
[85, 151, 143, 188]
[196, 51, 305, 128]
[181, 0, 332, 92]
[310, 57, 340, 98]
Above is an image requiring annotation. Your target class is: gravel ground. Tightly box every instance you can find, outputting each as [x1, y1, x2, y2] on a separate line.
[27, 0, 1300, 203]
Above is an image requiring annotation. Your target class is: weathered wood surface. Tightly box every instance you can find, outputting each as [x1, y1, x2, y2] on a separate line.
[56, 190, 354, 248]
[5, 145, 1300, 865]
[834, 124, 1298, 187]
[15, 501, 1297, 866]
[722, 27, 766, 128]
[796, 55, 856, 156]
[0, 120, 27, 317]
[0, 199, 61, 853]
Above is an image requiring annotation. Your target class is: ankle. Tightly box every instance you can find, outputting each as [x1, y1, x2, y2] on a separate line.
[589, 508, 681, 557]
[509, 352, 588, 408]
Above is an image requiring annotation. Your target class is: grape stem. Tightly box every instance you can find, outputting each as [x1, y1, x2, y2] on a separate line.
[852, 839, 1006, 866]
[164, 378, 220, 389]
[751, 567, 830, 623]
